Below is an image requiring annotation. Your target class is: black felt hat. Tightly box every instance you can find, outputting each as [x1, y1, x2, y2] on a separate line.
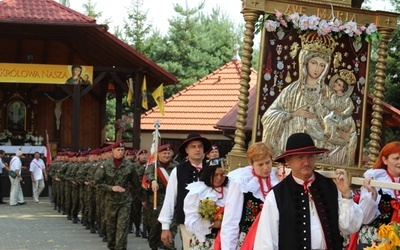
[274, 133, 329, 163]
[178, 133, 212, 155]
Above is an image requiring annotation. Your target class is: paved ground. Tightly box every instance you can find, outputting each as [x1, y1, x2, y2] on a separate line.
[0, 197, 181, 250]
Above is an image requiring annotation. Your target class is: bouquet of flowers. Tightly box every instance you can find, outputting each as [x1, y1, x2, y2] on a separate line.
[198, 198, 223, 222]
[364, 222, 400, 249]
[114, 113, 134, 131]
[0, 130, 12, 141]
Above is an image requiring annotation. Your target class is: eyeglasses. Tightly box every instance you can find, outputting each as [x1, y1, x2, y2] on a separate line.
[208, 158, 220, 166]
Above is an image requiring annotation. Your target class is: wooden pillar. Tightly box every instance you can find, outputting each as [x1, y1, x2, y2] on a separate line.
[226, 8, 262, 171]
[115, 83, 123, 141]
[72, 84, 80, 148]
[133, 72, 144, 150]
[368, 28, 393, 164]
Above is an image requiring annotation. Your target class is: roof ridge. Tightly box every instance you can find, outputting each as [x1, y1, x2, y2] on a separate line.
[0, 0, 96, 24]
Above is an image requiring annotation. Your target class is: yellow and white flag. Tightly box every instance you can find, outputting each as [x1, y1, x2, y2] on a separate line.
[126, 78, 133, 106]
[141, 76, 148, 110]
[152, 84, 164, 116]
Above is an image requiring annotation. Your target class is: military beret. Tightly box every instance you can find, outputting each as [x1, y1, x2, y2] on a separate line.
[206, 144, 219, 154]
[81, 150, 90, 156]
[210, 144, 218, 150]
[137, 149, 148, 155]
[67, 151, 77, 157]
[101, 145, 112, 153]
[89, 149, 97, 155]
[158, 144, 172, 153]
[112, 141, 125, 149]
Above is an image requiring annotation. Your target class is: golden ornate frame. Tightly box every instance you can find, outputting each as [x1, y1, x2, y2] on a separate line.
[227, 0, 399, 177]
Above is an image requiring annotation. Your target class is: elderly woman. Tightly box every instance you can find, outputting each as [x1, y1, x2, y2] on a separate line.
[358, 141, 400, 249]
[184, 158, 228, 249]
[220, 142, 280, 249]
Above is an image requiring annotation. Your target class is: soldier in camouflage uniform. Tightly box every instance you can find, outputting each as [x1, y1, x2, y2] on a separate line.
[63, 152, 77, 220]
[96, 145, 112, 242]
[124, 149, 140, 236]
[48, 153, 61, 211]
[94, 141, 141, 250]
[131, 149, 148, 237]
[84, 148, 100, 233]
[145, 144, 178, 250]
[75, 150, 90, 226]
[54, 152, 69, 214]
[69, 153, 81, 223]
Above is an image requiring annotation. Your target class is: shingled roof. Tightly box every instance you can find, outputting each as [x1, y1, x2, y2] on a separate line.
[0, 0, 94, 24]
[141, 59, 257, 132]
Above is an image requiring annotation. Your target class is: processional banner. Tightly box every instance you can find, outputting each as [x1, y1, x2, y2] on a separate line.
[0, 63, 93, 85]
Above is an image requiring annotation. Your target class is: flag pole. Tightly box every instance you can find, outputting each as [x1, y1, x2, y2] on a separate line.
[45, 130, 52, 169]
[153, 120, 160, 210]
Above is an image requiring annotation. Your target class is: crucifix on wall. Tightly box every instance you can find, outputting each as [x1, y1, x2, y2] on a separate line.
[44, 93, 70, 130]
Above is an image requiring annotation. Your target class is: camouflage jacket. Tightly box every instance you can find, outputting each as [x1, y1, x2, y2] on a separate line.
[94, 158, 140, 204]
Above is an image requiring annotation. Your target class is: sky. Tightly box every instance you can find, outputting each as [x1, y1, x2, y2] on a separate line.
[69, 0, 394, 40]
[69, 0, 243, 33]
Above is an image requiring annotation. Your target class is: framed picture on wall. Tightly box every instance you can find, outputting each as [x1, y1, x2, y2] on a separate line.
[7, 100, 26, 131]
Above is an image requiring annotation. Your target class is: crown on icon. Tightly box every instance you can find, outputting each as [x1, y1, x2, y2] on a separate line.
[300, 31, 337, 57]
[338, 69, 357, 85]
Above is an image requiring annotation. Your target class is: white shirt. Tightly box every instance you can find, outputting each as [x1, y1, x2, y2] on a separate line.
[158, 167, 178, 230]
[0, 158, 5, 174]
[254, 176, 363, 249]
[30, 158, 45, 180]
[158, 161, 204, 229]
[184, 181, 228, 242]
[220, 166, 280, 250]
[10, 156, 22, 172]
[359, 168, 394, 224]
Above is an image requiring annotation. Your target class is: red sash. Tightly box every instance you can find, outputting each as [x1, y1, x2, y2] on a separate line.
[157, 167, 169, 187]
[32, 160, 44, 170]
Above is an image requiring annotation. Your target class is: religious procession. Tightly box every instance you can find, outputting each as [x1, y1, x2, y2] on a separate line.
[1, 0, 400, 250]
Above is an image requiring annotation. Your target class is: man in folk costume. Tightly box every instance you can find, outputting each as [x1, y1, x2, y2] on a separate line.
[254, 133, 363, 249]
[145, 144, 178, 250]
[30, 151, 47, 203]
[94, 141, 141, 250]
[159, 133, 212, 250]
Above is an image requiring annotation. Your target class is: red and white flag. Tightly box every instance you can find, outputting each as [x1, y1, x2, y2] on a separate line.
[45, 130, 52, 169]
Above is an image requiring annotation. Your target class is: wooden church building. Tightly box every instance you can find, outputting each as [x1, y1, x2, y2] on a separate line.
[0, 0, 177, 154]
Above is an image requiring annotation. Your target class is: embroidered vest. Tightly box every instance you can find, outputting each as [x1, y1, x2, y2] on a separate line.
[175, 159, 206, 224]
[239, 192, 263, 233]
[274, 172, 342, 250]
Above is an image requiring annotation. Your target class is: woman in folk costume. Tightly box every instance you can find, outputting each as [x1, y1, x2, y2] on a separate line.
[184, 158, 228, 249]
[220, 142, 280, 249]
[358, 141, 400, 249]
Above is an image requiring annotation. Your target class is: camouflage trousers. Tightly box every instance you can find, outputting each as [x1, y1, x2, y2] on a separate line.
[130, 194, 142, 228]
[145, 199, 177, 250]
[106, 202, 131, 250]
[64, 184, 72, 214]
[71, 185, 80, 218]
[86, 186, 96, 225]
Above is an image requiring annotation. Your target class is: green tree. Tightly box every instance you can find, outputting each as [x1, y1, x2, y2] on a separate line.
[123, 0, 152, 52]
[58, 0, 70, 7]
[143, 1, 243, 98]
[105, 93, 116, 141]
[82, 0, 111, 26]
